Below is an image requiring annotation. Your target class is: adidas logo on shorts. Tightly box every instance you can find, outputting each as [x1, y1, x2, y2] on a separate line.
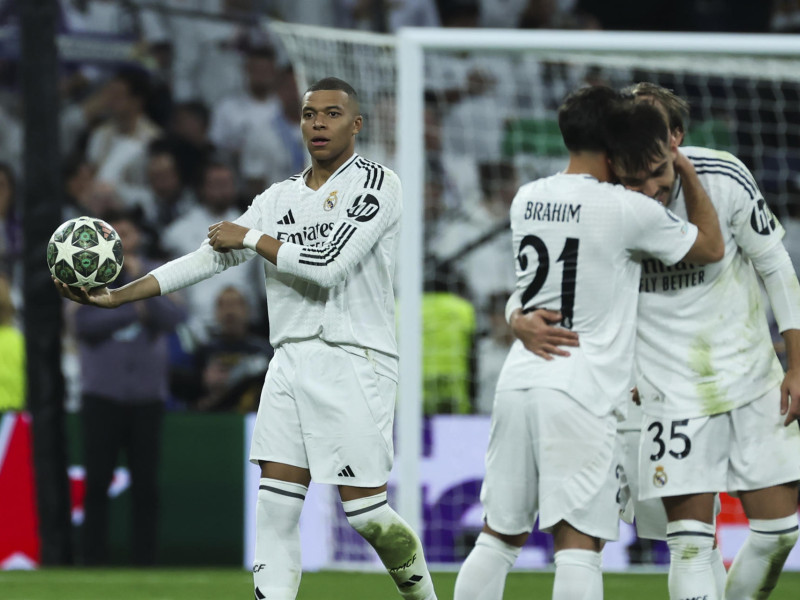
[337, 465, 356, 478]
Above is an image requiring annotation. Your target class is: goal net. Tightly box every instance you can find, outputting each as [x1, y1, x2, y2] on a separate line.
[268, 22, 800, 571]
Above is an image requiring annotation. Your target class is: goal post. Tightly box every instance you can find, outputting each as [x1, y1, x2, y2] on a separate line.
[268, 21, 800, 570]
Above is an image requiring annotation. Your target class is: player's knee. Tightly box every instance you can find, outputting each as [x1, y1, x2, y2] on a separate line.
[666, 519, 716, 567]
[748, 515, 800, 553]
[481, 522, 528, 547]
[553, 548, 602, 572]
[342, 492, 420, 556]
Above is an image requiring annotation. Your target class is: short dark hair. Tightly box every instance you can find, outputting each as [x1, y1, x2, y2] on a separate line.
[174, 100, 211, 130]
[102, 207, 141, 229]
[624, 82, 689, 136]
[305, 77, 359, 105]
[246, 45, 276, 61]
[605, 101, 670, 176]
[558, 85, 621, 153]
[113, 67, 151, 102]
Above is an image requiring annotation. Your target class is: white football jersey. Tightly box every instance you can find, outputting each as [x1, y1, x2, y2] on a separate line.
[151, 154, 401, 380]
[496, 173, 698, 418]
[636, 147, 785, 420]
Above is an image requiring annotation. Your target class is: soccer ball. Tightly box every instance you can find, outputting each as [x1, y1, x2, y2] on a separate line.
[47, 216, 124, 288]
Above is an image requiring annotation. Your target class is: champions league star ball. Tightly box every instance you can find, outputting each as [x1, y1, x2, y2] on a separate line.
[47, 216, 124, 288]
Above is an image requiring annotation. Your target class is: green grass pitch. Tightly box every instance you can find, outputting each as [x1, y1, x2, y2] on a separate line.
[1, 569, 799, 599]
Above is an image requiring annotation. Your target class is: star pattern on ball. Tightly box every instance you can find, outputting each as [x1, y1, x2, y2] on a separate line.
[95, 236, 120, 266]
[53, 238, 76, 266]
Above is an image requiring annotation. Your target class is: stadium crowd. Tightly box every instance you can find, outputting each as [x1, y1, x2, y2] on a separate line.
[1, 0, 799, 418]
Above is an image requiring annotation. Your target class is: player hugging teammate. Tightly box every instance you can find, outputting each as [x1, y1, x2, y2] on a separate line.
[504, 84, 800, 600]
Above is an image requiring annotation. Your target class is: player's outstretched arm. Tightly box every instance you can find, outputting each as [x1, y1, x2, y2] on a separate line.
[676, 152, 725, 264]
[780, 329, 800, 426]
[53, 273, 161, 309]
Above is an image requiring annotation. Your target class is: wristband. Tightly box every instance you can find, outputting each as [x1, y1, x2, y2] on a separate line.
[243, 229, 265, 251]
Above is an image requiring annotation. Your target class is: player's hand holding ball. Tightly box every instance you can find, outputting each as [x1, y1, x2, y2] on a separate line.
[48, 216, 123, 308]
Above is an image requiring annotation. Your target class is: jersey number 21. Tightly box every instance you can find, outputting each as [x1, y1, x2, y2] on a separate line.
[518, 235, 579, 329]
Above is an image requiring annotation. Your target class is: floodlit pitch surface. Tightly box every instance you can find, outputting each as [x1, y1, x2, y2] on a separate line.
[2, 570, 800, 599]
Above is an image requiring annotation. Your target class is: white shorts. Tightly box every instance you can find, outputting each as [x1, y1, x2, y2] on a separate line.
[619, 428, 668, 540]
[639, 387, 800, 501]
[249, 339, 396, 487]
[481, 388, 622, 542]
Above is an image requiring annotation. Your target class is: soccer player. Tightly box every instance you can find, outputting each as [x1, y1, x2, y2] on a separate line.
[54, 77, 438, 600]
[453, 87, 724, 600]
[510, 84, 800, 600]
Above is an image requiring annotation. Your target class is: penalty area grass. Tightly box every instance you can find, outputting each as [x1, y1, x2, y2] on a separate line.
[1, 568, 800, 599]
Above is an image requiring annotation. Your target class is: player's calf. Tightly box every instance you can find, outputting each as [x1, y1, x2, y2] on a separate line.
[453, 530, 522, 600]
[725, 514, 799, 600]
[343, 492, 437, 600]
[253, 478, 307, 600]
[666, 519, 719, 600]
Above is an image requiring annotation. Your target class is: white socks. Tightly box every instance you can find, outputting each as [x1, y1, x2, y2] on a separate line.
[711, 545, 727, 598]
[725, 514, 799, 600]
[552, 549, 603, 600]
[666, 519, 718, 600]
[453, 532, 521, 600]
[343, 492, 437, 600]
[253, 478, 307, 600]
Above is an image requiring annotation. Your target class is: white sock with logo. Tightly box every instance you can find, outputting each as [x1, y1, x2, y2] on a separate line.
[253, 478, 306, 600]
[666, 519, 718, 600]
[725, 514, 799, 600]
[552, 549, 603, 600]
[343, 492, 437, 600]
[453, 532, 521, 600]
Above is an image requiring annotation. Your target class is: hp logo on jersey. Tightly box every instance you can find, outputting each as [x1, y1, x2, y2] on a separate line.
[347, 194, 380, 222]
[750, 199, 776, 235]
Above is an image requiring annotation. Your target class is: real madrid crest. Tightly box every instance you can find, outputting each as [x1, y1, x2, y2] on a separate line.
[653, 465, 668, 488]
[324, 190, 338, 211]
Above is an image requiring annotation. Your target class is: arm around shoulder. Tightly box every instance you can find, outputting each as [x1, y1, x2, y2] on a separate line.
[677, 153, 725, 264]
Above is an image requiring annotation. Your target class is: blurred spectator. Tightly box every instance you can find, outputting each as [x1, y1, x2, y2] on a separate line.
[160, 161, 264, 340]
[164, 0, 260, 106]
[423, 93, 479, 215]
[270, 0, 357, 28]
[86, 68, 161, 196]
[72, 209, 186, 566]
[192, 286, 272, 412]
[240, 66, 305, 200]
[437, 0, 481, 27]
[474, 291, 514, 414]
[480, 0, 555, 28]
[349, 0, 441, 31]
[771, 0, 800, 32]
[430, 161, 518, 310]
[143, 144, 197, 229]
[168, 100, 216, 186]
[0, 274, 24, 412]
[210, 46, 279, 169]
[0, 103, 22, 175]
[0, 162, 21, 279]
[65, 179, 126, 221]
[60, 70, 116, 158]
[386, 0, 441, 31]
[60, 0, 137, 34]
[422, 269, 476, 414]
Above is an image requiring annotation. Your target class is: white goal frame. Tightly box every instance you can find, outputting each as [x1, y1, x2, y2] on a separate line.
[268, 20, 800, 546]
[394, 27, 800, 535]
